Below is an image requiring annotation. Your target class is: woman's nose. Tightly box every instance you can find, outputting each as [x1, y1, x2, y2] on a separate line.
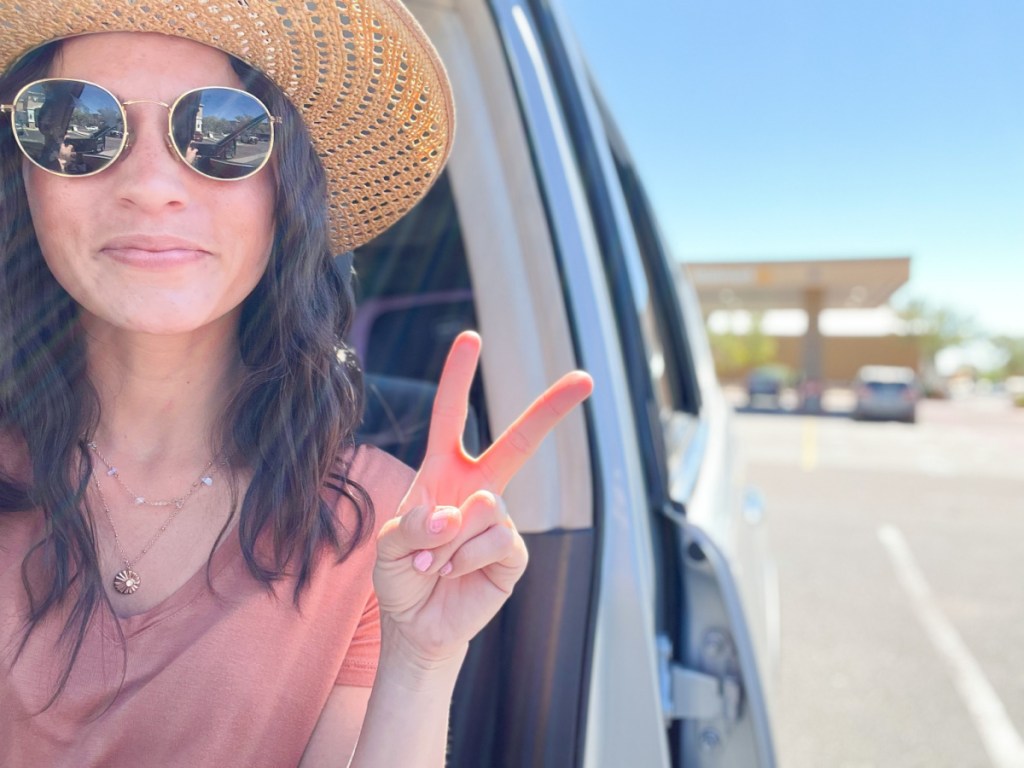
[112, 106, 192, 212]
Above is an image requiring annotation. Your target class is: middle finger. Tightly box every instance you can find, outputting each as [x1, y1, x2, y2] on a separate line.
[476, 370, 593, 492]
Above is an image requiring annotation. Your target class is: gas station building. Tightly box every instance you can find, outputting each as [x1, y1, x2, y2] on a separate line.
[686, 257, 914, 385]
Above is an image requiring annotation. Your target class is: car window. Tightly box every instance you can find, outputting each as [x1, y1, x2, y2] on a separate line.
[600, 105, 701, 418]
[866, 381, 910, 395]
[351, 172, 489, 467]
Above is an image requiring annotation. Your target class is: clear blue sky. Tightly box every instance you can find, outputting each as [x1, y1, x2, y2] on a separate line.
[559, 0, 1023, 336]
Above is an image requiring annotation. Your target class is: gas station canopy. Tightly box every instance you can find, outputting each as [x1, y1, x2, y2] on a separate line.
[683, 257, 913, 402]
[687, 257, 911, 313]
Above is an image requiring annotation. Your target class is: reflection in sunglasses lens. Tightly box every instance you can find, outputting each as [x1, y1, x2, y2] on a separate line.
[171, 88, 272, 180]
[13, 80, 125, 176]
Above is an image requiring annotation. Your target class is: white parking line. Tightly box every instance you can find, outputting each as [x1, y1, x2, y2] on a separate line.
[878, 525, 1024, 768]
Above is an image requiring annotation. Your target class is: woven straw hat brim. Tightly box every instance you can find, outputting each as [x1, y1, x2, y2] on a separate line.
[0, 0, 454, 253]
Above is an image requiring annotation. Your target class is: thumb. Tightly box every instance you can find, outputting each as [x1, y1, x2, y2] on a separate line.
[375, 504, 463, 565]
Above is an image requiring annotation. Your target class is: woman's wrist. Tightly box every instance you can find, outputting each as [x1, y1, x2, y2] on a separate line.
[347, 622, 468, 768]
[377, 616, 469, 692]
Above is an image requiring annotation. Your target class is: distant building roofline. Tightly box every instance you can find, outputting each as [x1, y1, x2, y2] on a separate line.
[685, 256, 911, 312]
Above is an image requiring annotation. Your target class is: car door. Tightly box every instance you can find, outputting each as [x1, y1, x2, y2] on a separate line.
[362, 0, 778, 765]
[509, 1, 778, 765]
[600, 102, 779, 767]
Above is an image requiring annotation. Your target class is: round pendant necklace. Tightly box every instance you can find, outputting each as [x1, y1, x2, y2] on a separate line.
[86, 441, 223, 596]
[91, 475, 180, 595]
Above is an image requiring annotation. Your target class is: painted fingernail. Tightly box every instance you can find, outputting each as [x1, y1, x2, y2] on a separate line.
[413, 550, 433, 573]
[439, 562, 453, 577]
[428, 507, 457, 534]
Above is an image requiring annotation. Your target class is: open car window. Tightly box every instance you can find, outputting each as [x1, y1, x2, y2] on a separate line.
[352, 172, 488, 468]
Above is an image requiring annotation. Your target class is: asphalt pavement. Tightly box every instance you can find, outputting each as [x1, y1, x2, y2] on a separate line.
[734, 396, 1024, 768]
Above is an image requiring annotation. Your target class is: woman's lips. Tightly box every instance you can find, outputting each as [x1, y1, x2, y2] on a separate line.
[103, 247, 207, 268]
[100, 236, 211, 268]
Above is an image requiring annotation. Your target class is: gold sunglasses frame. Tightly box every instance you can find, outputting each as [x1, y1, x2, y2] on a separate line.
[2, 77, 281, 181]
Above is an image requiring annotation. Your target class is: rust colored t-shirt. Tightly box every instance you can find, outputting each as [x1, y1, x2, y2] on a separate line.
[0, 443, 412, 767]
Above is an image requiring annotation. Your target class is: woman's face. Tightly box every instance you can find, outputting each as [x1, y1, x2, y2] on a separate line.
[23, 32, 276, 337]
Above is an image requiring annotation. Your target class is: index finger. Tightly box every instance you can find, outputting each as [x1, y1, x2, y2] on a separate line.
[423, 330, 482, 459]
[476, 370, 593, 492]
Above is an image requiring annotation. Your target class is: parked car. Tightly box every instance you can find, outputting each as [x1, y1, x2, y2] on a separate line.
[746, 365, 791, 409]
[18, 124, 111, 155]
[351, 1, 778, 766]
[191, 134, 236, 160]
[852, 365, 919, 423]
[62, 123, 116, 154]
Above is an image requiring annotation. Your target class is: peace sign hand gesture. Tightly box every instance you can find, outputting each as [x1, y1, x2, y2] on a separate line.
[373, 331, 593, 666]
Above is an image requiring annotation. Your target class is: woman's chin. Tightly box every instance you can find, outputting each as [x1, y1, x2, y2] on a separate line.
[80, 305, 239, 340]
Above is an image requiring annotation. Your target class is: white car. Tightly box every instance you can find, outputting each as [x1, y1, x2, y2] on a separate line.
[853, 365, 919, 423]
[351, 1, 778, 765]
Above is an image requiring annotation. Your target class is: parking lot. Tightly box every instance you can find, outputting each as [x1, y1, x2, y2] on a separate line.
[735, 396, 1024, 768]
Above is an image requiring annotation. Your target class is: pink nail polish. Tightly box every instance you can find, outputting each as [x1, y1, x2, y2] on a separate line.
[429, 507, 455, 533]
[439, 562, 453, 577]
[413, 550, 433, 572]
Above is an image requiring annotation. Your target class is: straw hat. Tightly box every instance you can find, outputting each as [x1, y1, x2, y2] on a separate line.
[0, 0, 454, 253]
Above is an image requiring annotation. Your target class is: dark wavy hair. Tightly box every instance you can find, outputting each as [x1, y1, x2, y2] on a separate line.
[0, 41, 373, 710]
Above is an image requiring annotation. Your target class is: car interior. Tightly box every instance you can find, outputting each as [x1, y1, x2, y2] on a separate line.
[350, 161, 596, 765]
[344, 4, 604, 763]
[351, 172, 487, 467]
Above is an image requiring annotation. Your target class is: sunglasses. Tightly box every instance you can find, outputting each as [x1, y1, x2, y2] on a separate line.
[1, 78, 280, 181]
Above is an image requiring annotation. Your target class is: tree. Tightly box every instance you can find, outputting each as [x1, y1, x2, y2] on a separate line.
[896, 298, 975, 382]
[990, 335, 1024, 378]
[708, 312, 779, 379]
[201, 115, 232, 137]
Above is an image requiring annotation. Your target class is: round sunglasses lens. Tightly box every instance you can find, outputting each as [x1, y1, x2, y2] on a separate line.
[171, 88, 272, 180]
[13, 80, 125, 176]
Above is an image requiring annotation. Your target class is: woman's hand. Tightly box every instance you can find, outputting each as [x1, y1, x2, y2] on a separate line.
[373, 331, 593, 667]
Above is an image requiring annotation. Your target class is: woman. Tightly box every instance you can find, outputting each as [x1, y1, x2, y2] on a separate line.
[0, 2, 593, 765]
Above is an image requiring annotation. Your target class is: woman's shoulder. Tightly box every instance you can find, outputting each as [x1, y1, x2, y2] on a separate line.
[338, 444, 416, 531]
[310, 445, 412, 579]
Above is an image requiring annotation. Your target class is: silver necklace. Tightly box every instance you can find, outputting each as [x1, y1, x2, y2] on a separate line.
[86, 440, 218, 509]
[86, 440, 223, 595]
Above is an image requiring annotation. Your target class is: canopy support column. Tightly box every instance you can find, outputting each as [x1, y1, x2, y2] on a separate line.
[801, 287, 824, 412]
